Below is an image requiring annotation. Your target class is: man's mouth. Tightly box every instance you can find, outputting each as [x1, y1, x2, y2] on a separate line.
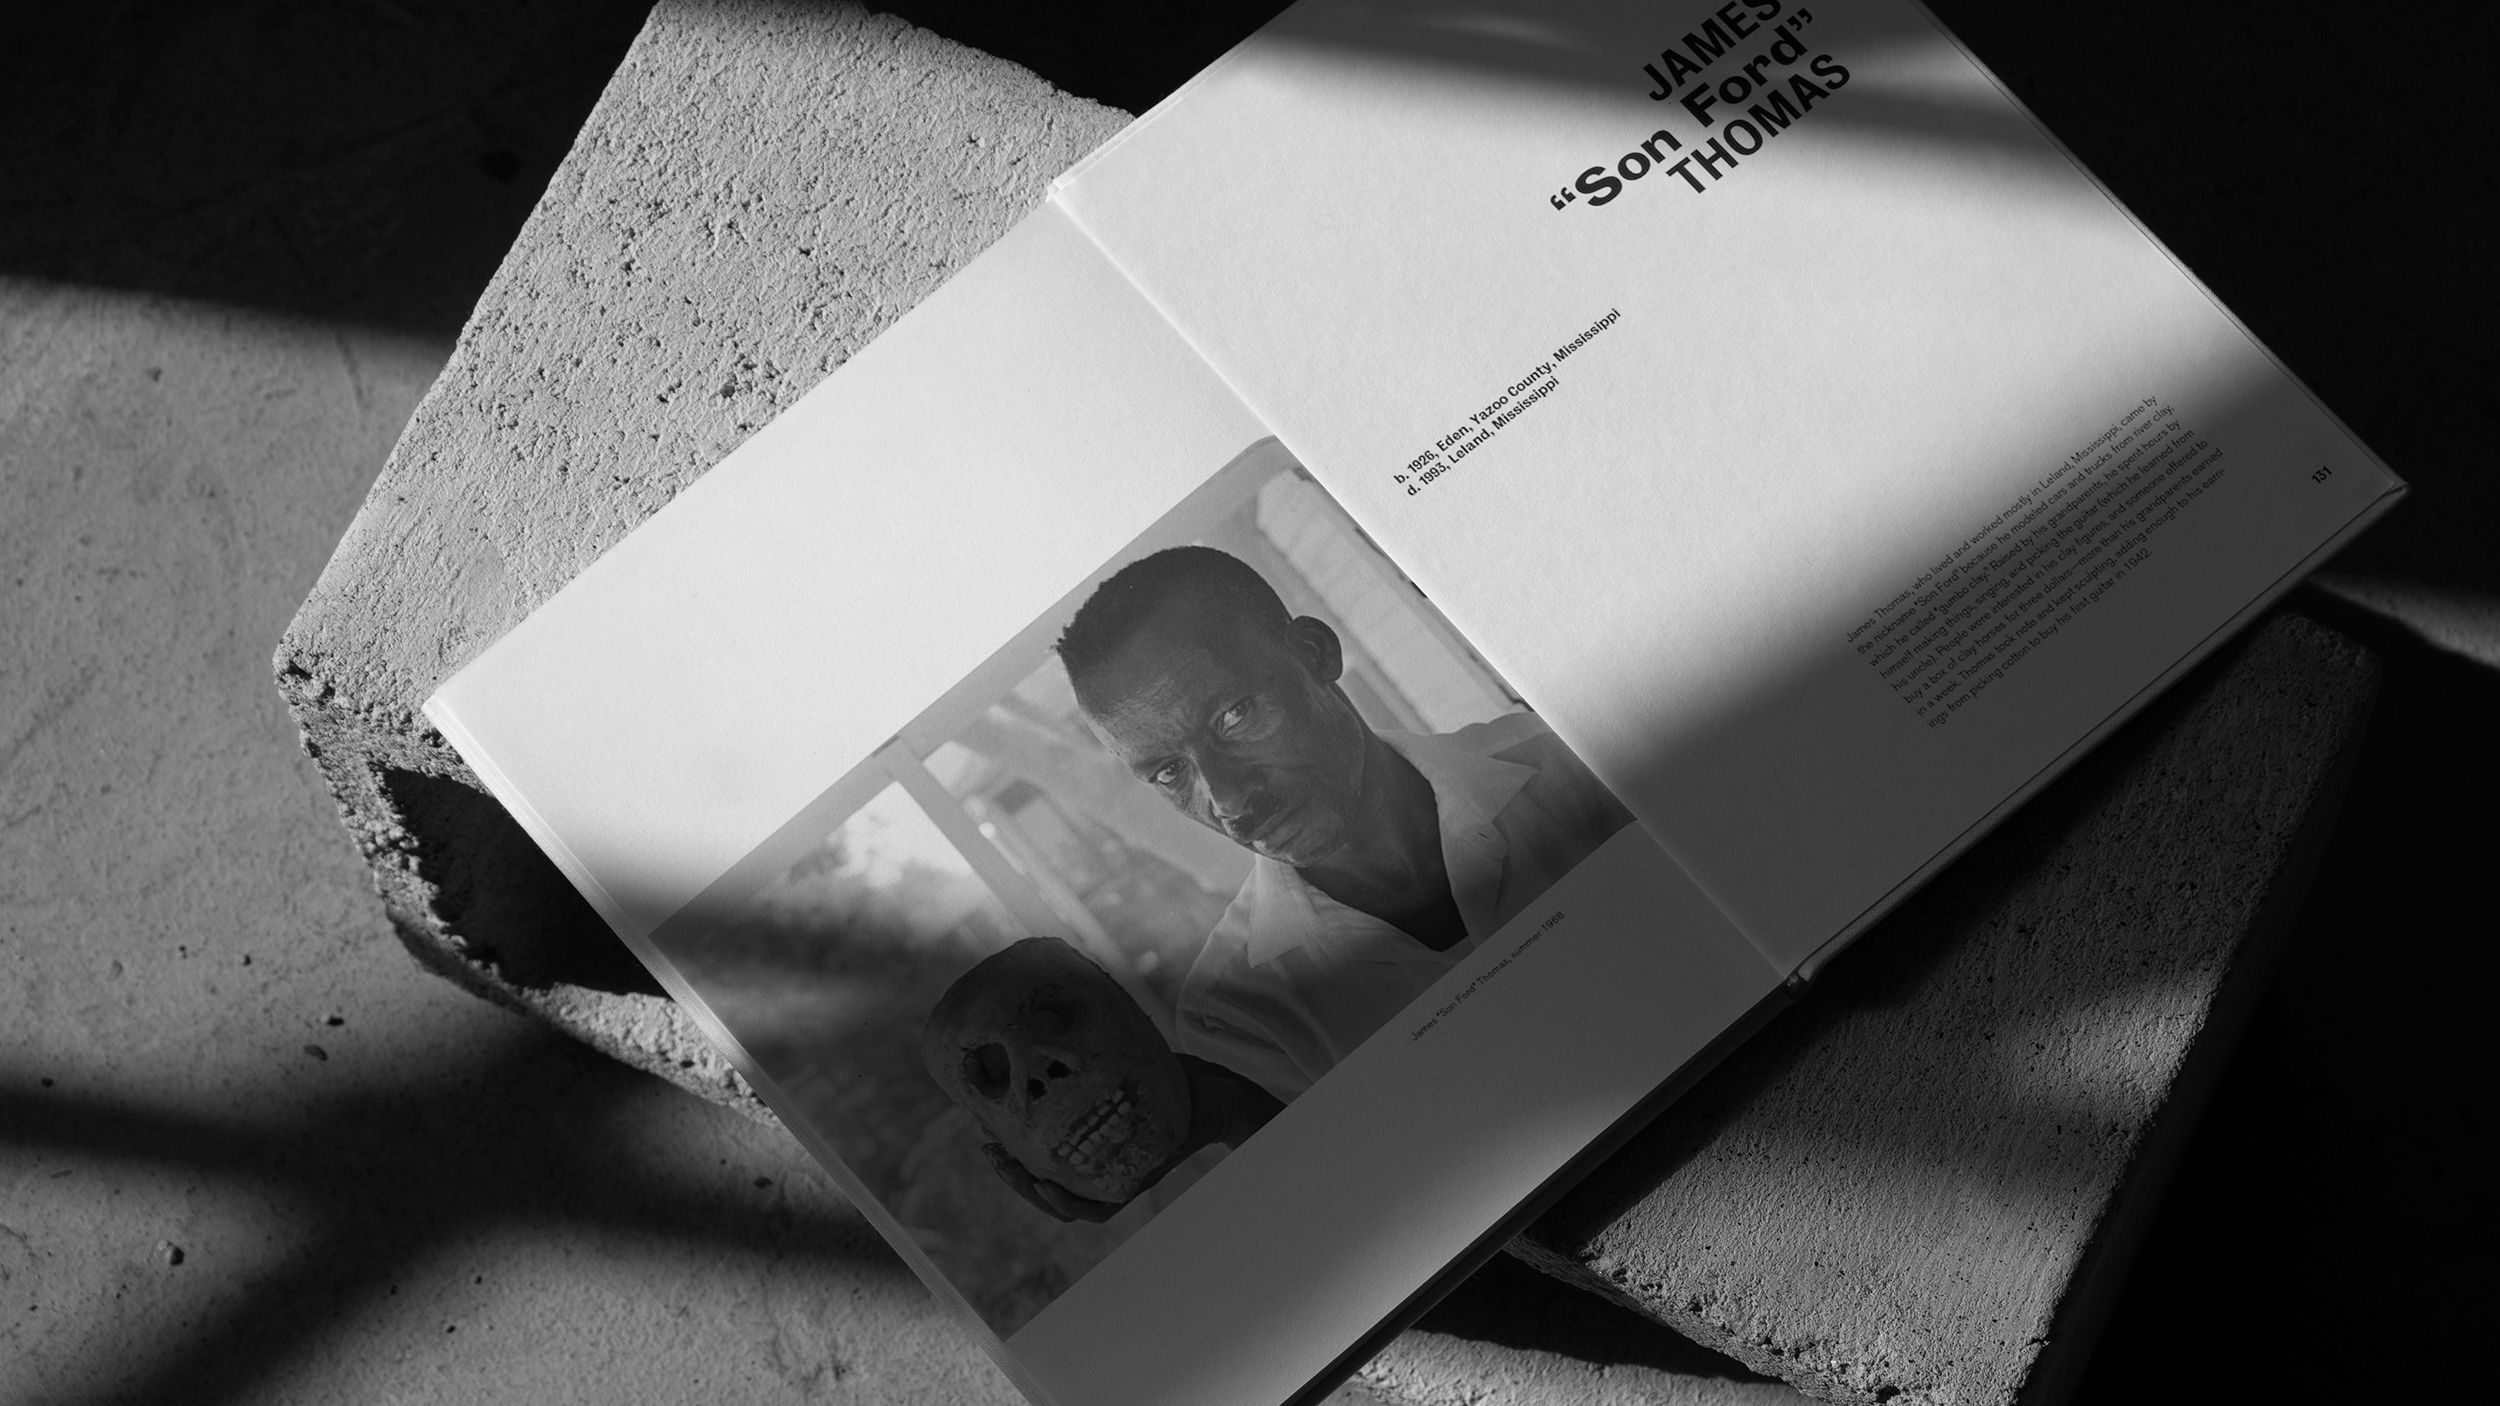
[1050, 1080, 1141, 1176]
[1243, 802, 1303, 855]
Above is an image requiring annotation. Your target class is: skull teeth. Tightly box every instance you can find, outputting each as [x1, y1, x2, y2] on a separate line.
[1051, 1083, 1140, 1174]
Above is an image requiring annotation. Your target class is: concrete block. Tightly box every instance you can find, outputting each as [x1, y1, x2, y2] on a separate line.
[1512, 613, 2378, 1405]
[1363, 1256, 1808, 1406]
[274, 4, 2380, 1402]
[1364, 1331, 1800, 1406]
[273, 0, 1129, 1113]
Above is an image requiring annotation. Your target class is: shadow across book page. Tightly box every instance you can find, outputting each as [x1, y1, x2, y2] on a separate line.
[428, 2, 2400, 1403]
[428, 205, 1782, 1406]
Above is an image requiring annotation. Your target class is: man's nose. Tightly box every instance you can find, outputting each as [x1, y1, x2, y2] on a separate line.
[1198, 753, 1265, 829]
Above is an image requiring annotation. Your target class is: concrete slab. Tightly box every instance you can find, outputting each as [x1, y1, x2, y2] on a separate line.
[0, 262, 1377, 1406]
[2309, 570, 2500, 673]
[1514, 613, 2377, 1405]
[274, 0, 1130, 1114]
[268, 4, 2384, 1404]
[1364, 1332, 1800, 1406]
[1362, 1255, 1808, 1406]
[0, 249, 2379, 1406]
[0, 277, 1028, 1405]
[8, 4, 2476, 1406]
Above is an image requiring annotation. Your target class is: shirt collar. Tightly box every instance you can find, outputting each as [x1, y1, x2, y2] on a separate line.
[1235, 726, 1538, 966]
[1380, 726, 1536, 840]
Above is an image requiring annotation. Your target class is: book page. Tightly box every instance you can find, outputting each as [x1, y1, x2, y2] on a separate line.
[428, 208, 1268, 945]
[427, 203, 1782, 1406]
[1052, 0, 2403, 974]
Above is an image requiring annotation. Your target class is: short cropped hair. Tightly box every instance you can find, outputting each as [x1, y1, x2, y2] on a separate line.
[1057, 546, 1294, 703]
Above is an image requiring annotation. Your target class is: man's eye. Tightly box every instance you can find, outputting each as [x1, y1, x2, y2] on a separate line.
[1150, 761, 1186, 789]
[1216, 701, 1251, 732]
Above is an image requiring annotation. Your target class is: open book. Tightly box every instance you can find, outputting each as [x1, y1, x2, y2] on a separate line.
[423, 1, 2403, 1401]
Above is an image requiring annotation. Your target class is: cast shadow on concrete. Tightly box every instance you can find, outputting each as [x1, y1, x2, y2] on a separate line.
[2073, 596, 2500, 1398]
[0, 1027, 910, 1406]
[8, 1, 2488, 1395]
[1414, 1253, 1782, 1382]
[0, 0, 652, 339]
[380, 767, 664, 998]
[0, 1041, 1781, 1402]
[5, 0, 2483, 614]
[1531, 604, 2334, 1250]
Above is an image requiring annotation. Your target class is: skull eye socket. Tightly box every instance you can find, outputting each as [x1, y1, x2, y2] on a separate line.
[963, 1042, 1010, 1099]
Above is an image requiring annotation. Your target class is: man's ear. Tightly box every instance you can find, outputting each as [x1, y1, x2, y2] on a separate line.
[1287, 616, 1345, 683]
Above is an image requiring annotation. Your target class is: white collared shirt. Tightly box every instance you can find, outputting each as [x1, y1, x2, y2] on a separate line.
[1172, 711, 1633, 1100]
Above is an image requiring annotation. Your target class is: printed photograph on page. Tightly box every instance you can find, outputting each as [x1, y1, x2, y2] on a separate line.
[642, 439, 1635, 1335]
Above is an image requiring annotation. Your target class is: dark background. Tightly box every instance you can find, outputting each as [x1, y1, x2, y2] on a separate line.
[4, 1, 2491, 1399]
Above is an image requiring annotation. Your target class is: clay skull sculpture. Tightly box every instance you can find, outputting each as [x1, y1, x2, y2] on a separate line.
[921, 937, 1192, 1205]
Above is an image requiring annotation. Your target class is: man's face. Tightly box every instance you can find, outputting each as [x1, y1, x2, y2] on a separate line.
[1075, 594, 1373, 868]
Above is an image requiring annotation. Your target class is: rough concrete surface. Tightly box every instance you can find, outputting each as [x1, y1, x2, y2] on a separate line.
[1363, 1334, 1801, 1406]
[1515, 616, 2376, 1404]
[274, 0, 1133, 1115]
[0, 271, 1059, 1405]
[9, 1, 2497, 1404]
[1361, 1256, 1806, 1406]
[255, 1, 2418, 1403]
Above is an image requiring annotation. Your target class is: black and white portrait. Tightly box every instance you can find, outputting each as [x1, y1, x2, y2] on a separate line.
[650, 440, 1630, 1334]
